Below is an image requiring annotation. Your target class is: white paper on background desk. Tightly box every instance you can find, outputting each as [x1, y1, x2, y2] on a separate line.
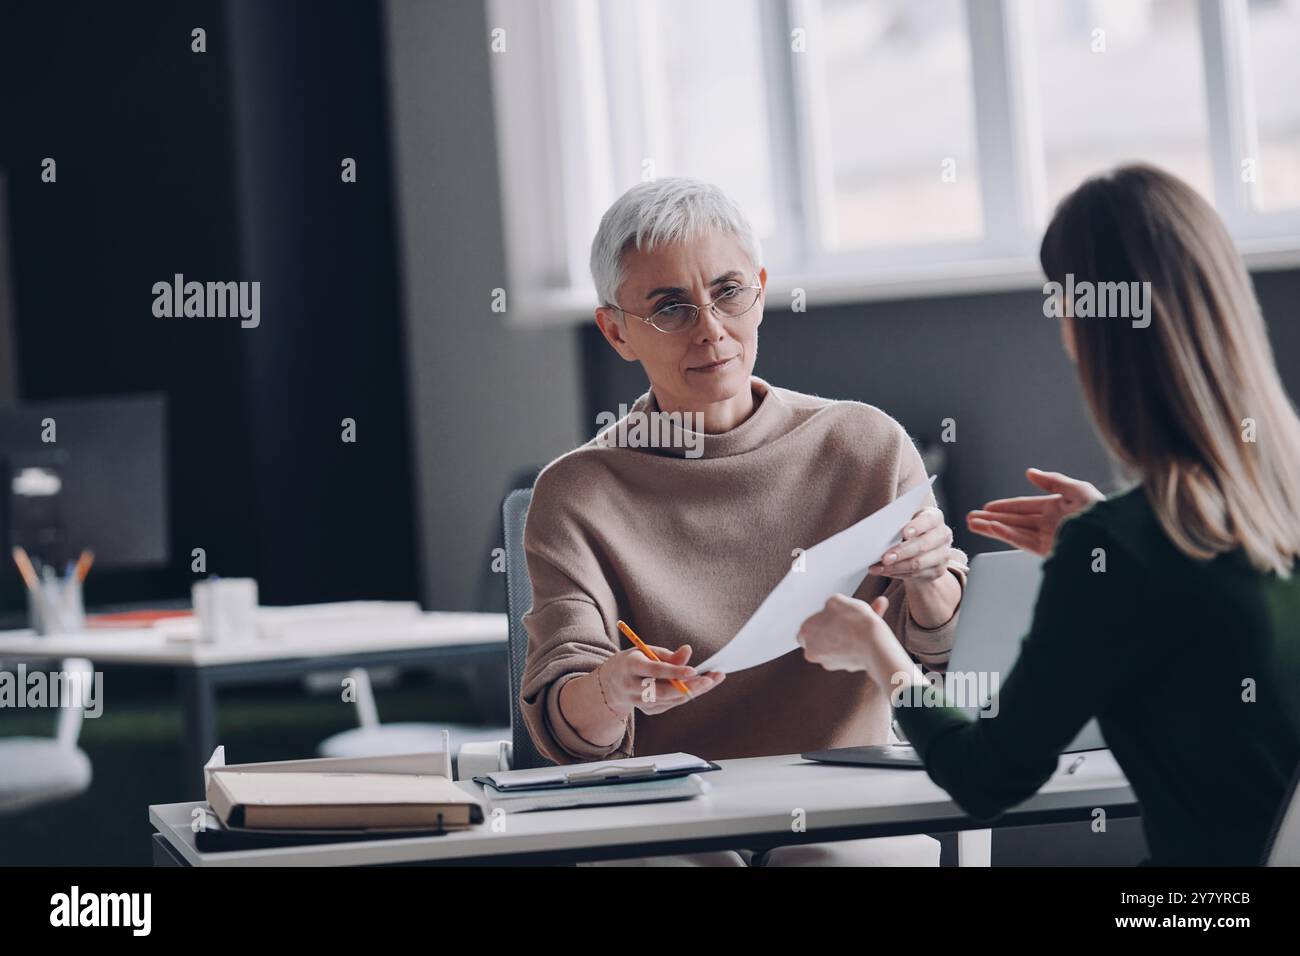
[697, 476, 937, 675]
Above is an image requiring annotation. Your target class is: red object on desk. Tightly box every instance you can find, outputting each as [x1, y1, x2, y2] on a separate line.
[87, 609, 194, 629]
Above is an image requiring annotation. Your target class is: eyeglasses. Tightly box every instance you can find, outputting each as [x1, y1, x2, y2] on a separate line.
[611, 278, 763, 334]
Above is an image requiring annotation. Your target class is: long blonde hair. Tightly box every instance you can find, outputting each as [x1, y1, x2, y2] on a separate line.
[1041, 164, 1300, 577]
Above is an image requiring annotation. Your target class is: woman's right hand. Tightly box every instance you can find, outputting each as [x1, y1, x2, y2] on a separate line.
[596, 644, 726, 716]
[966, 467, 1104, 556]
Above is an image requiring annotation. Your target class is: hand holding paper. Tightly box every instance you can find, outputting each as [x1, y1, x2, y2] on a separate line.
[696, 477, 938, 674]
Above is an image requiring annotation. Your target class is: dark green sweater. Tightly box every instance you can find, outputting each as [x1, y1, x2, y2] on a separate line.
[895, 487, 1300, 865]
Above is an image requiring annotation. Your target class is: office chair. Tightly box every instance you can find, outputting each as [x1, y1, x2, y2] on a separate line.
[503, 487, 552, 771]
[317, 665, 511, 761]
[476, 466, 542, 613]
[0, 657, 93, 814]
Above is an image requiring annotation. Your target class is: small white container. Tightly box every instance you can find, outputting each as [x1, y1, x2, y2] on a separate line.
[192, 577, 259, 644]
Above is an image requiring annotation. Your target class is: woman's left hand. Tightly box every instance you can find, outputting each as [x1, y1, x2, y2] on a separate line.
[868, 506, 956, 582]
[797, 594, 917, 690]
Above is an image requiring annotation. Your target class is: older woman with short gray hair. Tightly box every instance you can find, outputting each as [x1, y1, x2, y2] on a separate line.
[520, 178, 966, 866]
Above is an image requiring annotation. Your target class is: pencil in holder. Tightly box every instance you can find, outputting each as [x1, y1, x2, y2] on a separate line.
[27, 576, 87, 635]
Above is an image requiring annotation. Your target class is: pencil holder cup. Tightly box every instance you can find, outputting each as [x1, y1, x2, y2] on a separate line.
[192, 577, 259, 644]
[27, 577, 87, 635]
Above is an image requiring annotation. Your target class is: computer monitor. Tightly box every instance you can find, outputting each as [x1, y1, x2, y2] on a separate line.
[0, 395, 168, 574]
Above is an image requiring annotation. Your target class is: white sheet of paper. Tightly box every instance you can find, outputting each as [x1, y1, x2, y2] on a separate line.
[696, 476, 938, 674]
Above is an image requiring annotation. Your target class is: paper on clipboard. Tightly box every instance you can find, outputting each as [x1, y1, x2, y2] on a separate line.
[696, 476, 937, 675]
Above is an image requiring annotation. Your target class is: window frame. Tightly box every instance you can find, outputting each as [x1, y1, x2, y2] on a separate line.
[486, 0, 1300, 326]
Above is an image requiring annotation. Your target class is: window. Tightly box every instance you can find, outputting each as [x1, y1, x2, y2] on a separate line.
[487, 0, 1300, 324]
[1032, 0, 1214, 212]
[630, 0, 779, 242]
[811, 0, 983, 249]
[1245, 0, 1300, 210]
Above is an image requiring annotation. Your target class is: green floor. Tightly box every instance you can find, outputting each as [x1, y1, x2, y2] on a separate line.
[0, 667, 495, 866]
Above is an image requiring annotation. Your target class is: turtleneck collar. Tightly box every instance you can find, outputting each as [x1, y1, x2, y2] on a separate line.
[622, 376, 792, 460]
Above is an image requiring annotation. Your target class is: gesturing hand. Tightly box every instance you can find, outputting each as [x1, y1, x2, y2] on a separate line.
[966, 467, 1103, 556]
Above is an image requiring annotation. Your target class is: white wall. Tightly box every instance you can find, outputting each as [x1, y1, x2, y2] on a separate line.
[385, 0, 584, 609]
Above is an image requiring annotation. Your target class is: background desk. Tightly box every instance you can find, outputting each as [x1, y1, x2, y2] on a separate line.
[0, 607, 507, 796]
[149, 750, 1137, 866]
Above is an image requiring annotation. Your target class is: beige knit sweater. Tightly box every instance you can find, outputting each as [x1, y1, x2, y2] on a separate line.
[520, 377, 966, 764]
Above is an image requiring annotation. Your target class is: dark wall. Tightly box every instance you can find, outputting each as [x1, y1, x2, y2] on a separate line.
[0, 0, 417, 606]
[227, 0, 417, 604]
[385, 0, 585, 612]
[583, 268, 1300, 556]
[0, 0, 255, 605]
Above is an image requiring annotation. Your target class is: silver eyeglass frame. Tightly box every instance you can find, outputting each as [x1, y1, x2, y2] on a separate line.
[608, 277, 764, 334]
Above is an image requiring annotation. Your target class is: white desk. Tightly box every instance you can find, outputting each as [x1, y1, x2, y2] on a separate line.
[0, 604, 508, 795]
[149, 750, 1136, 866]
[0, 603, 505, 665]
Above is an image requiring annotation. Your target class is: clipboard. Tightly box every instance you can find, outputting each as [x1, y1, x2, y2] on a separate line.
[474, 753, 721, 792]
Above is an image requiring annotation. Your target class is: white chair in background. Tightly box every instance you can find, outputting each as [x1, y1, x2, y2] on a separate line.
[317, 666, 510, 761]
[0, 657, 94, 815]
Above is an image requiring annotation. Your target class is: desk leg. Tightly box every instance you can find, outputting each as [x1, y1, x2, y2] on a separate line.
[957, 828, 992, 867]
[152, 832, 189, 867]
[178, 668, 218, 799]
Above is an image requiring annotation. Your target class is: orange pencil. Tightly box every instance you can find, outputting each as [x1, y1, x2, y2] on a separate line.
[73, 549, 95, 584]
[12, 547, 39, 591]
[616, 619, 694, 699]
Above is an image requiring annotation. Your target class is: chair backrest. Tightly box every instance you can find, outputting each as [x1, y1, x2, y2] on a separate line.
[1265, 763, 1300, 865]
[502, 487, 552, 770]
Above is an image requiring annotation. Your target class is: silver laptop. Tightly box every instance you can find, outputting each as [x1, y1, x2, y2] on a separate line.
[948, 550, 1105, 753]
[802, 549, 1105, 767]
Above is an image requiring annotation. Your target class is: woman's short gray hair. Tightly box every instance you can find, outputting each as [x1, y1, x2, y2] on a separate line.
[589, 178, 763, 309]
